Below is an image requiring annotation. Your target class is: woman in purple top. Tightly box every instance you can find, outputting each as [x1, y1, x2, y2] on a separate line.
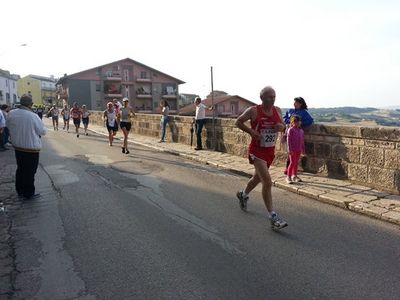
[286, 115, 305, 184]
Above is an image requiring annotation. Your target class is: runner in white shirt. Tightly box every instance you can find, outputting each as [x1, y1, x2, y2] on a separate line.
[48, 104, 59, 131]
[193, 97, 213, 150]
[81, 105, 91, 136]
[61, 105, 70, 132]
[103, 102, 119, 146]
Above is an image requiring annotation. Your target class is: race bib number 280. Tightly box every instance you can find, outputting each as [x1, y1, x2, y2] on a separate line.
[260, 128, 277, 148]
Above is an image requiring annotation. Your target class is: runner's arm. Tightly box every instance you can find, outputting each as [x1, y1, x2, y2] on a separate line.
[235, 107, 259, 140]
[274, 106, 285, 132]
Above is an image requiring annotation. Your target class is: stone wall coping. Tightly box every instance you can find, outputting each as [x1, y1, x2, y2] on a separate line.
[90, 111, 400, 141]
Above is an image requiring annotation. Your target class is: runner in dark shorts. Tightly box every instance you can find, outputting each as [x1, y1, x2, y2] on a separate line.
[61, 105, 70, 131]
[118, 98, 136, 154]
[70, 102, 83, 138]
[48, 104, 59, 131]
[103, 102, 118, 146]
[81, 105, 91, 135]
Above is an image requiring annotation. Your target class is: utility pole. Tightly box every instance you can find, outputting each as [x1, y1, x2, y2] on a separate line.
[211, 66, 216, 150]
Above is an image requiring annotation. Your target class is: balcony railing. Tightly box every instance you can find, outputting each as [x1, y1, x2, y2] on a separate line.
[136, 94, 152, 99]
[136, 76, 152, 83]
[105, 93, 123, 98]
[162, 94, 177, 99]
[104, 72, 122, 81]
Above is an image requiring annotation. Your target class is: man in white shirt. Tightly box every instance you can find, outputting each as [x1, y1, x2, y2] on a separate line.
[193, 97, 213, 150]
[7, 95, 47, 199]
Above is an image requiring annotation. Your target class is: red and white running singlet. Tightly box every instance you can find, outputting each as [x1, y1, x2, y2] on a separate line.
[248, 105, 282, 166]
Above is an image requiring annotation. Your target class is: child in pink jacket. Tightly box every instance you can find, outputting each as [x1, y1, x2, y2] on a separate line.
[286, 115, 305, 183]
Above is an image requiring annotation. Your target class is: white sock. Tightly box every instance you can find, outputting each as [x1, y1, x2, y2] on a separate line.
[268, 211, 277, 218]
[241, 190, 248, 197]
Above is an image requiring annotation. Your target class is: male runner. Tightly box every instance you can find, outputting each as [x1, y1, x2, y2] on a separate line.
[70, 102, 83, 138]
[235, 86, 288, 229]
[48, 104, 59, 131]
[61, 105, 70, 131]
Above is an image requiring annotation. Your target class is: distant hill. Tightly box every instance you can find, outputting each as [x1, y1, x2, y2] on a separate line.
[281, 106, 400, 127]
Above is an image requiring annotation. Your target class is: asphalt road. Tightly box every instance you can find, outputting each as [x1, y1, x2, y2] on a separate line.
[10, 126, 400, 299]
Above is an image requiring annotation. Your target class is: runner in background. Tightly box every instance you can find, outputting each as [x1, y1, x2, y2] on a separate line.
[48, 104, 59, 131]
[70, 102, 83, 138]
[118, 98, 135, 154]
[103, 102, 118, 146]
[61, 104, 70, 132]
[81, 105, 91, 136]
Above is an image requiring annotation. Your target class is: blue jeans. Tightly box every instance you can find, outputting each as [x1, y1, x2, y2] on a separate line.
[160, 116, 169, 141]
[195, 119, 206, 148]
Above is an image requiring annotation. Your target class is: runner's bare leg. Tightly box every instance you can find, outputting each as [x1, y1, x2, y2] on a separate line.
[253, 158, 273, 212]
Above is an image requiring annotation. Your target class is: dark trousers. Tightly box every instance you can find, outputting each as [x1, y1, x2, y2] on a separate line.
[0, 130, 4, 149]
[15, 150, 39, 198]
[3, 127, 9, 144]
[195, 119, 206, 148]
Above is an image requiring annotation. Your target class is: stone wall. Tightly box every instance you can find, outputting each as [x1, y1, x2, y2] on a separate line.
[90, 112, 400, 194]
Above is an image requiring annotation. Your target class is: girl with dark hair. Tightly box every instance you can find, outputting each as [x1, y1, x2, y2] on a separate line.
[283, 97, 313, 175]
[286, 115, 305, 184]
[159, 100, 170, 142]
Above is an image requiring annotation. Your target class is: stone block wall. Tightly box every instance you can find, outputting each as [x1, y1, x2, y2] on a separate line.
[90, 112, 400, 194]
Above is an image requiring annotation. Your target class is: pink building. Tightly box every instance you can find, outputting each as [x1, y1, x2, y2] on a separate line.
[56, 58, 185, 112]
[179, 95, 257, 118]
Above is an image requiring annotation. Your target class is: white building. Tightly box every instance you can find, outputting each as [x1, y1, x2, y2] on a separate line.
[0, 69, 20, 106]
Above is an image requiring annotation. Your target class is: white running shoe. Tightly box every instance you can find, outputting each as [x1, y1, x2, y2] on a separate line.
[270, 213, 288, 229]
[292, 176, 302, 183]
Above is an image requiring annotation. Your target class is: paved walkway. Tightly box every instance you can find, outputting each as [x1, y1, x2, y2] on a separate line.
[0, 149, 19, 297]
[86, 121, 400, 226]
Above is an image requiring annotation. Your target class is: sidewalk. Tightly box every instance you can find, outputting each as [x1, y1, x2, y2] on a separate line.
[0, 149, 19, 297]
[87, 122, 400, 226]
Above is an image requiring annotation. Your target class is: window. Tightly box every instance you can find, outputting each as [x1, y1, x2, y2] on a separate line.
[6, 93, 10, 101]
[13, 82, 15, 88]
[123, 70, 129, 81]
[140, 71, 147, 79]
[6, 80, 9, 87]
[0, 91, 3, 100]
[13, 94, 16, 102]
[95, 84, 101, 92]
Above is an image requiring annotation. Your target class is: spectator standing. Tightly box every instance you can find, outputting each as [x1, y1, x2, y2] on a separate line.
[1, 105, 10, 147]
[0, 108, 5, 151]
[286, 115, 305, 184]
[193, 97, 213, 150]
[159, 100, 170, 143]
[7, 95, 47, 199]
[36, 106, 44, 119]
[283, 97, 313, 174]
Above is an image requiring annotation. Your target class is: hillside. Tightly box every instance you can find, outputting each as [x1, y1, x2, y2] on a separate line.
[282, 107, 400, 127]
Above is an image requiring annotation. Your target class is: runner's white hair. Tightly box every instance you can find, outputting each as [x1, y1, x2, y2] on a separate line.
[259, 86, 275, 97]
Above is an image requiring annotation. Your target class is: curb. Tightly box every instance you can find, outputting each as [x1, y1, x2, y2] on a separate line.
[87, 127, 399, 226]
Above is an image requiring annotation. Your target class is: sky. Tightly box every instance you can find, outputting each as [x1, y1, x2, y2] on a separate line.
[1, 0, 399, 108]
